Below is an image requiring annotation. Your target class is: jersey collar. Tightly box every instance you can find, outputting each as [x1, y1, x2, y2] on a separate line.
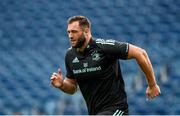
[76, 37, 96, 55]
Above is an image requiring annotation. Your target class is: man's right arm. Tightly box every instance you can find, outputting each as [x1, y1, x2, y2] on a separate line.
[50, 69, 77, 95]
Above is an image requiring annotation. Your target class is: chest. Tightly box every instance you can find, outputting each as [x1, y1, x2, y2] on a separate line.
[69, 50, 111, 79]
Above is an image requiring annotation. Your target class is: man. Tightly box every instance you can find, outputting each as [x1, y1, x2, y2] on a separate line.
[50, 15, 161, 115]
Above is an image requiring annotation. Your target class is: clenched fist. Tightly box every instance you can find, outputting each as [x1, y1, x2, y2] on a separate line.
[146, 84, 161, 100]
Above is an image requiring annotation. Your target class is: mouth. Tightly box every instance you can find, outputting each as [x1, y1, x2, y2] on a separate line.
[71, 40, 76, 45]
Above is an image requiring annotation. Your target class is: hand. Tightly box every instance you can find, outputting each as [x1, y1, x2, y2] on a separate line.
[50, 68, 64, 88]
[146, 84, 161, 100]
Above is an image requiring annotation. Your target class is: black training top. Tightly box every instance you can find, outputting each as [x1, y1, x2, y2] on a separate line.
[65, 38, 129, 114]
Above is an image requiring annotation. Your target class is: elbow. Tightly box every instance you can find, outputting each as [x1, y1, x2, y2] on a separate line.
[136, 48, 148, 62]
[68, 92, 75, 95]
[141, 49, 148, 58]
[68, 90, 76, 95]
[132, 47, 147, 59]
[139, 48, 147, 57]
[128, 44, 148, 59]
[68, 86, 77, 95]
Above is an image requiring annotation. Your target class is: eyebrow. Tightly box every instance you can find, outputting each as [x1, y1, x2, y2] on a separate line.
[67, 29, 78, 33]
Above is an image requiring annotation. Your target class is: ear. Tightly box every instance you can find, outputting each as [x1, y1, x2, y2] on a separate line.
[84, 27, 89, 33]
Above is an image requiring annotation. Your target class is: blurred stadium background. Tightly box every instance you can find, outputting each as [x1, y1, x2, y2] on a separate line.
[0, 0, 179, 115]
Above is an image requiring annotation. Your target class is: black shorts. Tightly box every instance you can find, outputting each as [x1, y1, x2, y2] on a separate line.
[97, 108, 129, 115]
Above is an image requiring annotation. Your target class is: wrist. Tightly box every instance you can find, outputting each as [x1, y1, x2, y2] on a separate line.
[58, 79, 64, 89]
[148, 83, 157, 88]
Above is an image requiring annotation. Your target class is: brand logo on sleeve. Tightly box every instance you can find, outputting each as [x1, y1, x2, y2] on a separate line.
[96, 39, 115, 45]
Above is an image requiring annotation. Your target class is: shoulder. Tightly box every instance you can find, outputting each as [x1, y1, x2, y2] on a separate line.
[94, 37, 129, 59]
[95, 38, 116, 45]
[94, 38, 116, 50]
[93, 38, 117, 51]
[66, 47, 77, 54]
[95, 38, 128, 49]
[66, 47, 73, 53]
[65, 47, 76, 58]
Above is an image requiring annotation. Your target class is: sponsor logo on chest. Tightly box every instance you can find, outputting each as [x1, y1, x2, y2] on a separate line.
[91, 51, 100, 61]
[72, 57, 79, 63]
[72, 51, 102, 74]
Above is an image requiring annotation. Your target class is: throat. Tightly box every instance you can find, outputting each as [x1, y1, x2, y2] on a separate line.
[77, 42, 89, 53]
[77, 37, 92, 53]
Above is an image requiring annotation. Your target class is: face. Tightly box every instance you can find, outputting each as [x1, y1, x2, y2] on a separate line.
[67, 21, 86, 48]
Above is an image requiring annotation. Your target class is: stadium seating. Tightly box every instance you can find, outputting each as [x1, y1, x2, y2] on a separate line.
[0, 0, 179, 114]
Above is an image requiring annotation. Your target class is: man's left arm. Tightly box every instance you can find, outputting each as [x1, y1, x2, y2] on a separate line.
[127, 44, 161, 100]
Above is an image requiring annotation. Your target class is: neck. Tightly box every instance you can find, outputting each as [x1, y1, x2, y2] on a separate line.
[78, 35, 91, 52]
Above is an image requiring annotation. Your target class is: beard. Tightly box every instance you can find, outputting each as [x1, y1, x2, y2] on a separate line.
[73, 33, 86, 48]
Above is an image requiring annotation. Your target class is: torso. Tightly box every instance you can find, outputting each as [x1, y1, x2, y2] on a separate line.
[65, 38, 128, 114]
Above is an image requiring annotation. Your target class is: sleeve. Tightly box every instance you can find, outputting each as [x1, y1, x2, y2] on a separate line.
[65, 52, 75, 79]
[96, 39, 129, 60]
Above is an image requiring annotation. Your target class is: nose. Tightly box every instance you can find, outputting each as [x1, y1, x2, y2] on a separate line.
[68, 35, 74, 41]
[68, 32, 73, 39]
[69, 36, 73, 40]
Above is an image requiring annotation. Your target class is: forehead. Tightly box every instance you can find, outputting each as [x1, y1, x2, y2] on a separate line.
[67, 21, 81, 31]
